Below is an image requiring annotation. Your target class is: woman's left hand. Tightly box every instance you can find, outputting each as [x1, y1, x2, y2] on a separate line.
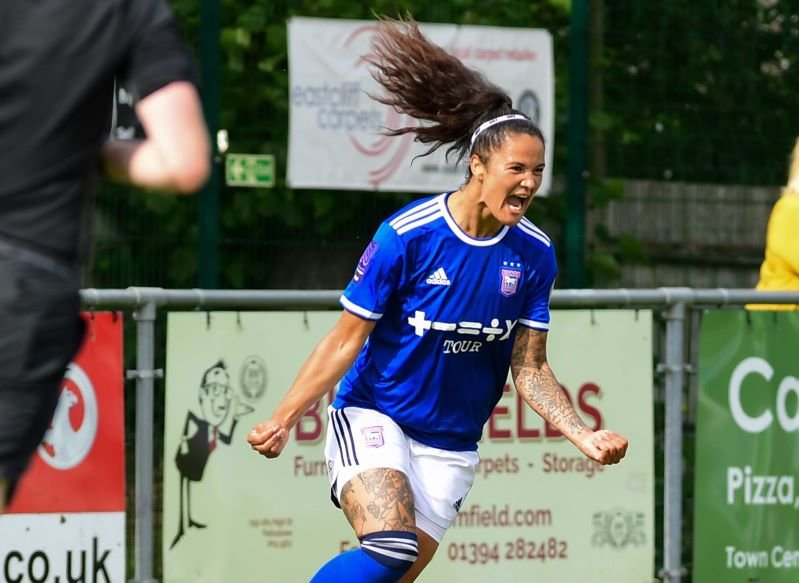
[577, 429, 628, 465]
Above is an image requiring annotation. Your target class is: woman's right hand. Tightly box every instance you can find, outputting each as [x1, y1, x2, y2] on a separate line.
[247, 420, 289, 459]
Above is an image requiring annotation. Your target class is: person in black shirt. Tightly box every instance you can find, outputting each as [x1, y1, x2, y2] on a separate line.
[0, 0, 210, 511]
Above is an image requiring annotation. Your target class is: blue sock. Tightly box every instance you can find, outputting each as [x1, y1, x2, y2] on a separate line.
[310, 531, 418, 583]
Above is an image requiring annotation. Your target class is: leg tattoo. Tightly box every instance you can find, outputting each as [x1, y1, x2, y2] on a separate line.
[340, 468, 415, 536]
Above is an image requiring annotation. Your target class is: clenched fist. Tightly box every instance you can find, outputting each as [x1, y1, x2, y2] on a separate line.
[577, 429, 628, 465]
[247, 420, 289, 459]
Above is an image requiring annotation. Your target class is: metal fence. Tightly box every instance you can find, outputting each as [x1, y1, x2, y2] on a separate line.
[83, 286, 799, 583]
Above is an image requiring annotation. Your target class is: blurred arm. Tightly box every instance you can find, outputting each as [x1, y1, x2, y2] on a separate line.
[101, 81, 210, 193]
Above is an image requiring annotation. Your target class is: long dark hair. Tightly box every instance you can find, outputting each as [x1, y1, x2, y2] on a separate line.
[367, 15, 544, 177]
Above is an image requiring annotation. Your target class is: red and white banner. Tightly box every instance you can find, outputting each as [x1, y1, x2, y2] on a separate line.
[287, 17, 555, 194]
[0, 312, 126, 583]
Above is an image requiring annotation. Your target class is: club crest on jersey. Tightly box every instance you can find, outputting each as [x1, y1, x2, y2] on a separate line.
[361, 426, 385, 448]
[354, 240, 379, 282]
[500, 264, 522, 297]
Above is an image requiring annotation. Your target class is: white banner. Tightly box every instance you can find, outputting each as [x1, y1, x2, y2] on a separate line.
[162, 312, 347, 583]
[162, 310, 653, 582]
[0, 513, 125, 583]
[287, 17, 555, 194]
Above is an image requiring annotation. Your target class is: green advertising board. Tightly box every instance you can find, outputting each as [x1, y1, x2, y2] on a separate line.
[695, 310, 799, 582]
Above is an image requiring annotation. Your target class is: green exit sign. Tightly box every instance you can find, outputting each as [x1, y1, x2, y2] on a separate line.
[225, 154, 275, 187]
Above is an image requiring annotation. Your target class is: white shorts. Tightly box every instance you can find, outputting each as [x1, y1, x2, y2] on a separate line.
[324, 406, 479, 543]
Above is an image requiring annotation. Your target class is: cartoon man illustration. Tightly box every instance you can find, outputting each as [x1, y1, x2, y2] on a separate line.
[170, 360, 251, 548]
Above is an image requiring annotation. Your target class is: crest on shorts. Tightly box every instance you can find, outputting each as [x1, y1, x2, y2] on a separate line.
[499, 263, 523, 297]
[361, 425, 385, 448]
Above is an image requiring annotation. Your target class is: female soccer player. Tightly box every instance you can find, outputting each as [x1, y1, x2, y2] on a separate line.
[249, 16, 628, 583]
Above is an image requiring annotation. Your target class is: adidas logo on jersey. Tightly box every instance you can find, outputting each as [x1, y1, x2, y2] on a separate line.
[425, 268, 451, 286]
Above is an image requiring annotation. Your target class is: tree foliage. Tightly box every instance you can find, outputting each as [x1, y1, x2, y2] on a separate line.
[90, 0, 799, 290]
[92, 0, 571, 289]
[600, 0, 799, 185]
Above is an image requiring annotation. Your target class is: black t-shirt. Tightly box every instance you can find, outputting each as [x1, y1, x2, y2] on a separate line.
[0, 0, 197, 264]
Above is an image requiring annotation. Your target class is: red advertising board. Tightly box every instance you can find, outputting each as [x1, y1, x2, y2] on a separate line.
[5, 312, 125, 514]
[0, 312, 126, 583]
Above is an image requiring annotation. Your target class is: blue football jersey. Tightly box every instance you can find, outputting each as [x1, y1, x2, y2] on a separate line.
[334, 192, 558, 451]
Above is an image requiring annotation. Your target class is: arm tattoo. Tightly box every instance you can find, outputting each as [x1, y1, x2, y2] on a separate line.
[511, 328, 588, 438]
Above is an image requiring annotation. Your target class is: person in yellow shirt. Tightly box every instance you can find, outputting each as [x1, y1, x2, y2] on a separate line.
[749, 138, 799, 310]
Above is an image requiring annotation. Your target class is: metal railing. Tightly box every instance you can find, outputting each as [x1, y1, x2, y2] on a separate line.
[82, 287, 799, 583]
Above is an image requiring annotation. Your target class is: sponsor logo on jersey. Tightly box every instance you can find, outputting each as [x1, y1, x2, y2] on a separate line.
[425, 267, 451, 286]
[407, 310, 517, 339]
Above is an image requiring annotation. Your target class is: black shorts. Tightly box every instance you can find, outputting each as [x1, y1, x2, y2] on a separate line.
[0, 244, 85, 498]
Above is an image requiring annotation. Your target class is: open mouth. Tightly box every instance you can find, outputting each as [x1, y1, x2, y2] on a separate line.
[507, 194, 530, 212]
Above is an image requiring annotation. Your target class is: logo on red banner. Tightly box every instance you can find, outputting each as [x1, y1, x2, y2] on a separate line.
[39, 364, 99, 470]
